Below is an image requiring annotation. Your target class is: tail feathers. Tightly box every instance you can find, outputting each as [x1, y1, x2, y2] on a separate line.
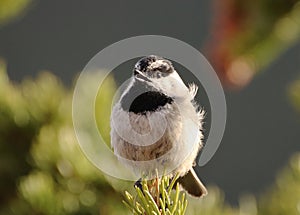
[177, 168, 208, 197]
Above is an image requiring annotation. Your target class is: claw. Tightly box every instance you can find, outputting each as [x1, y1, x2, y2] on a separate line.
[134, 178, 143, 192]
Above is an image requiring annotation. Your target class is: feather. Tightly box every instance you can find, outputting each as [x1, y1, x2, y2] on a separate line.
[176, 168, 207, 197]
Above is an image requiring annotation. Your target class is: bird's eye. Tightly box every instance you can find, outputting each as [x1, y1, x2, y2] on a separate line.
[158, 66, 164, 71]
[157, 65, 170, 73]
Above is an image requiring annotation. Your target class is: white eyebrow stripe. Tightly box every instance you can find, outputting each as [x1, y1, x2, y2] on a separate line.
[149, 60, 170, 70]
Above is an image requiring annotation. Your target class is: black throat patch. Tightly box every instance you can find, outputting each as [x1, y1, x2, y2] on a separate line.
[121, 81, 173, 114]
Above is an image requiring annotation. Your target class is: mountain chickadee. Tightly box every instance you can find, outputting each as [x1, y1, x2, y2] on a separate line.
[110, 55, 207, 197]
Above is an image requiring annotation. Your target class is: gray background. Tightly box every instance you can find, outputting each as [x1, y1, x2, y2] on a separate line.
[0, 0, 300, 205]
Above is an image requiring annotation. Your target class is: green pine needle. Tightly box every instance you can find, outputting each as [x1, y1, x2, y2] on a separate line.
[123, 174, 188, 215]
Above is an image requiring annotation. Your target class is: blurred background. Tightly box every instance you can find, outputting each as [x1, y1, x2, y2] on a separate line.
[0, 0, 300, 214]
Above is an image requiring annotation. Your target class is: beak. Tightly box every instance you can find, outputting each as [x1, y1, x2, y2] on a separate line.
[134, 69, 152, 82]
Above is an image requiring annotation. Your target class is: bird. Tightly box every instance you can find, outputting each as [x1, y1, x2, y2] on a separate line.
[110, 55, 207, 197]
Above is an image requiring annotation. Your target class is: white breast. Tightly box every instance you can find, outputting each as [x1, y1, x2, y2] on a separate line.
[110, 94, 203, 178]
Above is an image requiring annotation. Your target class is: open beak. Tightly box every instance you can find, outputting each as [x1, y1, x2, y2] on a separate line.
[134, 69, 152, 82]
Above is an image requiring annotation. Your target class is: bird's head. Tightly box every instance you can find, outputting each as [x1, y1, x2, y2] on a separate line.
[133, 55, 188, 98]
[133, 55, 174, 80]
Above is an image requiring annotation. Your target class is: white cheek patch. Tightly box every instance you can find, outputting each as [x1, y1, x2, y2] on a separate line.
[169, 72, 186, 85]
[152, 71, 189, 98]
